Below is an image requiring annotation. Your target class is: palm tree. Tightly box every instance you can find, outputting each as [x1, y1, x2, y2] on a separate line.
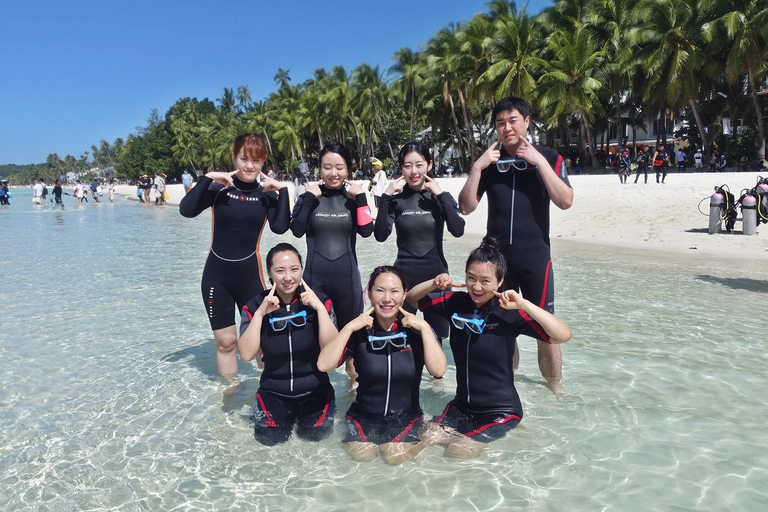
[351, 63, 396, 162]
[537, 27, 605, 168]
[237, 85, 253, 113]
[274, 68, 291, 90]
[390, 48, 424, 139]
[217, 87, 237, 114]
[702, 0, 768, 159]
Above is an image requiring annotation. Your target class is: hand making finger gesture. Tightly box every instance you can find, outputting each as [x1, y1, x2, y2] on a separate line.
[433, 273, 465, 291]
[384, 177, 406, 196]
[398, 306, 427, 331]
[423, 175, 443, 195]
[298, 279, 323, 310]
[260, 172, 287, 192]
[477, 140, 501, 170]
[495, 289, 525, 310]
[515, 138, 544, 168]
[256, 285, 281, 317]
[347, 307, 375, 332]
[345, 180, 365, 198]
[306, 181, 323, 198]
[206, 170, 239, 187]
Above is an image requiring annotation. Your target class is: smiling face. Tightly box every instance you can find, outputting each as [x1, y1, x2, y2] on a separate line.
[320, 152, 348, 189]
[495, 108, 530, 152]
[401, 151, 432, 190]
[465, 261, 503, 307]
[368, 273, 406, 323]
[232, 148, 264, 183]
[268, 251, 303, 301]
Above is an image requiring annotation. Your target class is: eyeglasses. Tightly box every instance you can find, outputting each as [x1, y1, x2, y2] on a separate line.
[450, 313, 486, 334]
[496, 158, 529, 172]
[269, 310, 307, 331]
[367, 331, 409, 350]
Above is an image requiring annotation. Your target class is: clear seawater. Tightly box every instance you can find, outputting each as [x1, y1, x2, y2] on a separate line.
[2, 188, 767, 511]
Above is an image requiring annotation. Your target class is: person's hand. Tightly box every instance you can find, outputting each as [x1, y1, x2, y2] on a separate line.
[475, 141, 501, 170]
[515, 138, 545, 168]
[346, 307, 375, 332]
[206, 170, 239, 187]
[260, 173, 287, 192]
[384, 178, 405, 196]
[434, 273, 464, 291]
[399, 306, 428, 331]
[423, 175, 443, 195]
[298, 279, 323, 311]
[256, 286, 281, 317]
[306, 181, 323, 198]
[495, 289, 525, 310]
[345, 180, 365, 198]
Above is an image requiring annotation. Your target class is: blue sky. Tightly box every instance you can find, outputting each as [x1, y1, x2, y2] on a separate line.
[1, 0, 549, 165]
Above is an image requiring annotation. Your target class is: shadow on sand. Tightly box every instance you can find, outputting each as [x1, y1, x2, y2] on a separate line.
[696, 274, 768, 293]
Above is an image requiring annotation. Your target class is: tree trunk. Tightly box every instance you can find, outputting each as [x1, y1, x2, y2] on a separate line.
[578, 118, 587, 171]
[582, 110, 598, 170]
[457, 87, 478, 163]
[445, 85, 466, 172]
[409, 82, 415, 140]
[689, 99, 708, 158]
[747, 62, 766, 160]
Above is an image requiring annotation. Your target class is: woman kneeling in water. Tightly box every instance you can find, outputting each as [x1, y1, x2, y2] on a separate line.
[406, 237, 571, 458]
[239, 243, 339, 445]
[317, 266, 446, 464]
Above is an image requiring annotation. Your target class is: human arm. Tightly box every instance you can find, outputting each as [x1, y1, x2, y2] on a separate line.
[238, 288, 281, 361]
[434, 189, 465, 237]
[298, 280, 339, 348]
[406, 273, 463, 308]
[265, 186, 290, 234]
[496, 290, 572, 344]
[373, 193, 395, 242]
[289, 192, 319, 237]
[179, 175, 219, 217]
[516, 139, 573, 210]
[317, 308, 374, 372]
[458, 141, 500, 215]
[399, 307, 446, 378]
[346, 183, 374, 237]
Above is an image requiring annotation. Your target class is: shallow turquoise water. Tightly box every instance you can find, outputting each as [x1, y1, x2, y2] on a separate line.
[2, 188, 767, 511]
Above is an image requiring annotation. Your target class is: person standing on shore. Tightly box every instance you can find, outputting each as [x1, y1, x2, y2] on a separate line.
[635, 148, 650, 184]
[107, 179, 115, 203]
[180, 133, 290, 389]
[181, 170, 193, 194]
[369, 159, 388, 210]
[652, 145, 669, 183]
[457, 96, 573, 395]
[676, 148, 686, 173]
[694, 148, 703, 171]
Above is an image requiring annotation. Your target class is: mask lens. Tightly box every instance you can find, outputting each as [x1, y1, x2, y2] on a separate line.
[496, 160, 511, 172]
[511, 158, 528, 170]
[270, 318, 289, 331]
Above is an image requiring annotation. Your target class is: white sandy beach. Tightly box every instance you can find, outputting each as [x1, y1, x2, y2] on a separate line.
[115, 170, 768, 262]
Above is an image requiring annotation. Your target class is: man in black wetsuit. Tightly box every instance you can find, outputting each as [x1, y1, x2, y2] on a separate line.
[458, 96, 574, 395]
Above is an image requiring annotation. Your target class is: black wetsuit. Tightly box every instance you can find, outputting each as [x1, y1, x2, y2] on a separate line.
[290, 187, 373, 329]
[478, 146, 571, 312]
[240, 289, 336, 444]
[341, 317, 425, 444]
[635, 153, 649, 184]
[52, 185, 64, 207]
[419, 291, 550, 441]
[374, 187, 465, 338]
[180, 176, 290, 330]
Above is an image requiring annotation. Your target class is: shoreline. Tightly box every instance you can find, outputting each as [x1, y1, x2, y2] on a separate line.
[114, 171, 768, 265]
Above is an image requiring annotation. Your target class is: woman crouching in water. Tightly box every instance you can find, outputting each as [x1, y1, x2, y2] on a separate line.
[238, 243, 339, 445]
[317, 266, 446, 464]
[406, 237, 571, 458]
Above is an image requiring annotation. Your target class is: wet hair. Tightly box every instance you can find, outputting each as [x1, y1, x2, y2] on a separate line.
[232, 133, 267, 162]
[366, 265, 408, 293]
[465, 236, 507, 281]
[398, 141, 433, 169]
[492, 96, 531, 125]
[266, 242, 303, 273]
[319, 141, 353, 172]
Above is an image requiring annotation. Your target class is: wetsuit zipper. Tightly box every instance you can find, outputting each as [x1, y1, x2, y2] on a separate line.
[287, 304, 294, 393]
[384, 351, 392, 416]
[508, 173, 516, 246]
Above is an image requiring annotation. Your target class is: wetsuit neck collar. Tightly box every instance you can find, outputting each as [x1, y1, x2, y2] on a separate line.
[371, 313, 403, 333]
[232, 176, 260, 191]
[320, 184, 346, 197]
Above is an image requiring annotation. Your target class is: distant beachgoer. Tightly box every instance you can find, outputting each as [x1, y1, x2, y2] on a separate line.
[90, 180, 100, 202]
[618, 149, 631, 184]
[181, 170, 193, 194]
[140, 174, 151, 204]
[653, 144, 669, 183]
[292, 168, 307, 202]
[709, 153, 717, 172]
[154, 172, 166, 205]
[40, 181, 49, 203]
[694, 149, 703, 170]
[677, 149, 686, 172]
[52, 179, 68, 208]
[407, 238, 571, 458]
[317, 266, 446, 464]
[33, 180, 43, 205]
[718, 154, 727, 172]
[107, 179, 115, 203]
[179, 132, 290, 388]
[73, 181, 84, 205]
[238, 243, 339, 445]
[635, 149, 649, 184]
[369, 159, 389, 209]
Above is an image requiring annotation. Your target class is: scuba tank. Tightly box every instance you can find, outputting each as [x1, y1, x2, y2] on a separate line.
[709, 189, 723, 234]
[755, 176, 768, 225]
[740, 193, 757, 235]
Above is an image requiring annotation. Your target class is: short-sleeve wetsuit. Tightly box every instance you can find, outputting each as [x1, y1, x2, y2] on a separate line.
[478, 145, 571, 313]
[419, 291, 550, 442]
[240, 289, 336, 444]
[374, 187, 465, 338]
[180, 175, 290, 330]
[290, 186, 373, 329]
[340, 317, 425, 445]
